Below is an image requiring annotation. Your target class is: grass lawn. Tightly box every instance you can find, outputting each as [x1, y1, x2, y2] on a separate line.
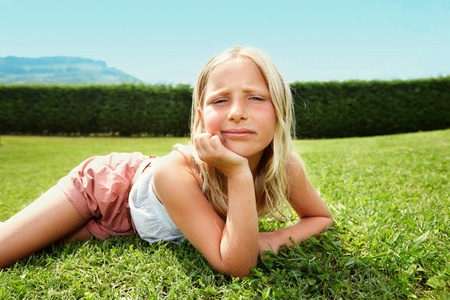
[0, 130, 448, 299]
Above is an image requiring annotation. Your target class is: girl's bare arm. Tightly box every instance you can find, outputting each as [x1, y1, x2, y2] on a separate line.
[153, 136, 259, 278]
[259, 153, 334, 254]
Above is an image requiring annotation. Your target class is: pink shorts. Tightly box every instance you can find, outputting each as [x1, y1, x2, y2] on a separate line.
[57, 152, 148, 239]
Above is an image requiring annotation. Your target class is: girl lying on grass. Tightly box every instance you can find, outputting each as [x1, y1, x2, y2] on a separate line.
[0, 46, 333, 277]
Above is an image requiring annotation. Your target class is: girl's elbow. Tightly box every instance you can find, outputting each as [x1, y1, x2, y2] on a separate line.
[217, 257, 258, 278]
[327, 216, 334, 226]
[232, 268, 253, 278]
[216, 244, 259, 278]
[220, 264, 255, 278]
[323, 215, 334, 229]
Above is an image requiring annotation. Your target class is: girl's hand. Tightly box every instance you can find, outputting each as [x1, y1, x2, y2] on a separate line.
[194, 133, 249, 177]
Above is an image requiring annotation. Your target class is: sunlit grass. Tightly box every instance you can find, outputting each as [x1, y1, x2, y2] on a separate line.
[0, 130, 448, 299]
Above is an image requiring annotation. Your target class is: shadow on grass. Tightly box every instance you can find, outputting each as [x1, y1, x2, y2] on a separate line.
[5, 228, 438, 299]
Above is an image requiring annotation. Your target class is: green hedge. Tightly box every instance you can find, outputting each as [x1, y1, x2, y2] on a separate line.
[292, 77, 450, 138]
[0, 77, 448, 138]
[0, 84, 192, 136]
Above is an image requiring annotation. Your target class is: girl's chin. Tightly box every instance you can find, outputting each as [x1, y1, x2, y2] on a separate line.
[223, 143, 264, 159]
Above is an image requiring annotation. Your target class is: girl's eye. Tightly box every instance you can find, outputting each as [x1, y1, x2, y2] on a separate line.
[212, 99, 227, 104]
[250, 96, 264, 101]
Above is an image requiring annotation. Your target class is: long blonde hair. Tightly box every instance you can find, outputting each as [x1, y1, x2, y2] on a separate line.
[191, 46, 295, 219]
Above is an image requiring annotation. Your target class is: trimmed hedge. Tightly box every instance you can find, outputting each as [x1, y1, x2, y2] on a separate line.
[0, 84, 192, 137]
[0, 77, 448, 138]
[292, 77, 449, 138]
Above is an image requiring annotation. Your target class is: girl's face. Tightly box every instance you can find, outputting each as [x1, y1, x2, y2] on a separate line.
[199, 58, 277, 165]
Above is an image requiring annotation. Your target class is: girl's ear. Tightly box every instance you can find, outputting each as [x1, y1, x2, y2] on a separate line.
[197, 106, 206, 130]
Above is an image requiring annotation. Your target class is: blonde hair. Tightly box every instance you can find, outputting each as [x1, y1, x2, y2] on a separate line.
[191, 46, 295, 219]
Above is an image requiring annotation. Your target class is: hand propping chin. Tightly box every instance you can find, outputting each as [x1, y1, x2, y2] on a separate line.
[194, 133, 248, 175]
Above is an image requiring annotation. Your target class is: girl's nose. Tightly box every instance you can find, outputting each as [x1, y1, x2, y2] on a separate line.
[228, 101, 248, 122]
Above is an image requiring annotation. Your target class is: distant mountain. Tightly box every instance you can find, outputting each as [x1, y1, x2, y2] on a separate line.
[0, 56, 143, 85]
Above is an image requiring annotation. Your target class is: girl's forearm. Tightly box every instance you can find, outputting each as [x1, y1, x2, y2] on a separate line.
[261, 216, 334, 253]
[220, 170, 259, 277]
[288, 216, 333, 243]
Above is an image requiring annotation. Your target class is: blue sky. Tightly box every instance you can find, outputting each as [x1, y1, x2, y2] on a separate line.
[1, 0, 449, 85]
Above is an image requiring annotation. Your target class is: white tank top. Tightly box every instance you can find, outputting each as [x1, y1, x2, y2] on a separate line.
[128, 150, 206, 244]
[129, 165, 186, 244]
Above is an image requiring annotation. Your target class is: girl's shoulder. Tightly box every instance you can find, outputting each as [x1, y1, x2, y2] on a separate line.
[157, 144, 197, 170]
[286, 152, 305, 174]
[285, 152, 309, 195]
[154, 144, 202, 191]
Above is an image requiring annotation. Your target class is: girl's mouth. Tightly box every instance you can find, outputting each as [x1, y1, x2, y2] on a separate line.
[221, 128, 255, 138]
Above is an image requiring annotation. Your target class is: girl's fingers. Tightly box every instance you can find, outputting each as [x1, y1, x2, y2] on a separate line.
[194, 133, 210, 152]
[194, 133, 249, 176]
[195, 133, 221, 155]
[194, 133, 226, 163]
[194, 134, 215, 162]
[210, 135, 224, 151]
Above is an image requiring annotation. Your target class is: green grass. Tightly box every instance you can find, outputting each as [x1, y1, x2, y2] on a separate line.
[0, 130, 448, 299]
